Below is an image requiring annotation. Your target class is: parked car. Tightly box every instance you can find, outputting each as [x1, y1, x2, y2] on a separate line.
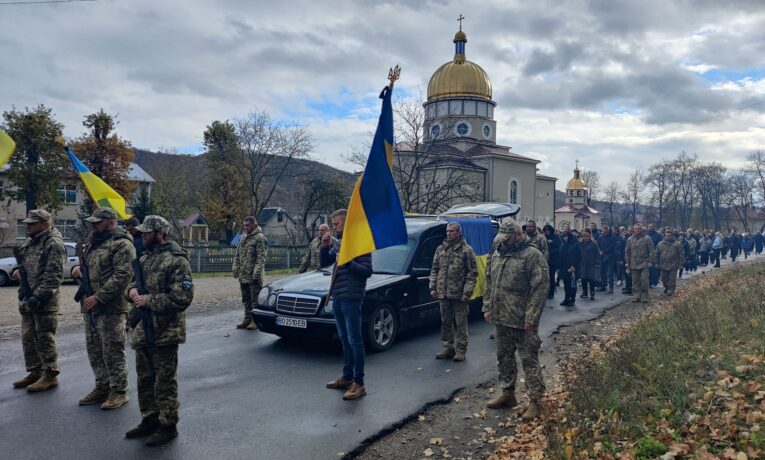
[0, 242, 79, 287]
[251, 203, 520, 351]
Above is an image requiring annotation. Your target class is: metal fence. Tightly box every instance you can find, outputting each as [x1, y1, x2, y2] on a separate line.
[185, 245, 307, 273]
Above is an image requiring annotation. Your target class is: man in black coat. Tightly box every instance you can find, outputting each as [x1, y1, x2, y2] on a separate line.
[543, 225, 561, 300]
[558, 230, 582, 307]
[597, 226, 617, 293]
[321, 209, 373, 401]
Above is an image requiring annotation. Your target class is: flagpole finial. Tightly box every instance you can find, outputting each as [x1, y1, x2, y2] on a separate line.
[388, 65, 401, 89]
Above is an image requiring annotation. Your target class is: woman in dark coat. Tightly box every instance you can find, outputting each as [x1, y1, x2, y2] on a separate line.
[558, 230, 582, 307]
[543, 224, 561, 300]
[578, 231, 601, 300]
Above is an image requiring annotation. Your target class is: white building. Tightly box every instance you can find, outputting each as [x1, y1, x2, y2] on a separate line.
[554, 162, 602, 231]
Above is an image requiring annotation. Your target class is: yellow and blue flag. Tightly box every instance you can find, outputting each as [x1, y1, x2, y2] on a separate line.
[338, 86, 407, 266]
[0, 130, 16, 169]
[66, 147, 131, 219]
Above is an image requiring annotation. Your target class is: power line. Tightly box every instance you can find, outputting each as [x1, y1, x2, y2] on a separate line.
[0, 0, 97, 5]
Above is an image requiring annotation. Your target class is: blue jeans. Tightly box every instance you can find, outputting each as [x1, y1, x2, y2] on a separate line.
[333, 299, 365, 386]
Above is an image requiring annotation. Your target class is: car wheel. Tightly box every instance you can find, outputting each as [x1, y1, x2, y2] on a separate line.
[365, 304, 397, 352]
[0, 270, 9, 287]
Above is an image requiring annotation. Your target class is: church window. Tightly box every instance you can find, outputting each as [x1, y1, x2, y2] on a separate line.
[425, 104, 435, 118]
[478, 102, 488, 117]
[449, 100, 461, 115]
[577, 190, 581, 196]
[456, 123, 469, 136]
[482, 124, 491, 139]
[464, 100, 476, 115]
[510, 180, 518, 204]
[430, 124, 442, 138]
[488, 105, 494, 118]
[437, 101, 448, 117]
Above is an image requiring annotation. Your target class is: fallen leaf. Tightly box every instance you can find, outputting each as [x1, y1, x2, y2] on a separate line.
[429, 437, 443, 445]
[423, 447, 434, 457]
[418, 415, 426, 422]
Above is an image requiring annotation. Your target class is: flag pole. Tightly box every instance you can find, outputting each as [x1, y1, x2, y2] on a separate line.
[324, 66, 401, 308]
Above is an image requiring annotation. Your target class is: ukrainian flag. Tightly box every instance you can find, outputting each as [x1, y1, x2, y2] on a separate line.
[337, 86, 407, 266]
[0, 130, 16, 169]
[66, 147, 131, 219]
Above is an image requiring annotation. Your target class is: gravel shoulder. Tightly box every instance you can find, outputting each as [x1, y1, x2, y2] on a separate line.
[0, 274, 290, 341]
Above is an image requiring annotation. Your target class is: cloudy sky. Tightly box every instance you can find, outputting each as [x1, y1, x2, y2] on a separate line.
[2, 0, 764, 190]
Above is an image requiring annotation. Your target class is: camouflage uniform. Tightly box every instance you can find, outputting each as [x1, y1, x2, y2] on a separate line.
[80, 209, 136, 396]
[16, 215, 66, 377]
[625, 233, 656, 302]
[527, 230, 549, 262]
[299, 235, 336, 273]
[232, 226, 268, 323]
[127, 216, 194, 430]
[656, 236, 683, 295]
[429, 237, 478, 355]
[483, 221, 549, 402]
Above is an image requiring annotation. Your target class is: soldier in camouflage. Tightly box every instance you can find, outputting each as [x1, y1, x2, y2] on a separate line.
[656, 230, 683, 296]
[483, 218, 549, 420]
[299, 223, 335, 273]
[232, 216, 268, 330]
[124, 215, 194, 447]
[524, 219, 549, 262]
[429, 222, 478, 362]
[624, 223, 656, 303]
[11, 210, 66, 392]
[72, 207, 135, 409]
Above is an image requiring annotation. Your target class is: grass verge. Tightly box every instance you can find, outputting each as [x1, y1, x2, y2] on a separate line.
[492, 261, 765, 459]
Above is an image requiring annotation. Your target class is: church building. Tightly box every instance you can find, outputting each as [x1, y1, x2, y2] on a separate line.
[392, 25, 556, 225]
[554, 162, 602, 231]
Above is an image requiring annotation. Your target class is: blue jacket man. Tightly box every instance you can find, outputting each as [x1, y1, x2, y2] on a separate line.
[320, 209, 372, 401]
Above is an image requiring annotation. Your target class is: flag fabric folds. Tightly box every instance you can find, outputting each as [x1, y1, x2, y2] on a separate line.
[0, 130, 16, 169]
[66, 147, 131, 219]
[337, 86, 407, 266]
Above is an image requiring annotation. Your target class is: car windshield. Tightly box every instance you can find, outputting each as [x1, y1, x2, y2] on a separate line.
[320, 239, 416, 275]
[372, 239, 416, 274]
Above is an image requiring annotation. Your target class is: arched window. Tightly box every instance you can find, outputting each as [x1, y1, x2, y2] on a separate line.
[510, 180, 518, 204]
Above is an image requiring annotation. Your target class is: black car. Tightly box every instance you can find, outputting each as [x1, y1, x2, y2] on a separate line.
[251, 203, 519, 351]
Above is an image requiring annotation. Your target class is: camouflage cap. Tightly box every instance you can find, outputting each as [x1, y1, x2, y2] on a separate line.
[498, 218, 522, 235]
[135, 215, 170, 233]
[21, 209, 52, 223]
[85, 207, 118, 222]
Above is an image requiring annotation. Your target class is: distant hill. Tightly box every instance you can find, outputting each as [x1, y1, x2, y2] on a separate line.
[133, 149, 355, 214]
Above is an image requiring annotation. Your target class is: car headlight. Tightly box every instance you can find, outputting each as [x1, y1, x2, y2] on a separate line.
[323, 298, 334, 314]
[257, 287, 270, 306]
[267, 293, 277, 307]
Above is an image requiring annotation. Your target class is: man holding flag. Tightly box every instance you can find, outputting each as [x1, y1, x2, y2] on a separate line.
[322, 68, 407, 401]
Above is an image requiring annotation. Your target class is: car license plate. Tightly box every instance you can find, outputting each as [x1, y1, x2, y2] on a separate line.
[276, 316, 307, 329]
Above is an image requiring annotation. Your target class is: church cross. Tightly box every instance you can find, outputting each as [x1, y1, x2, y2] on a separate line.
[457, 14, 465, 31]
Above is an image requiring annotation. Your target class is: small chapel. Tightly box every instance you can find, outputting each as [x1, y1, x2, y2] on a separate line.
[554, 162, 603, 231]
[392, 22, 556, 225]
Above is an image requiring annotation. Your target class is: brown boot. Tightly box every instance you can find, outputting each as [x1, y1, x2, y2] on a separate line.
[453, 352, 466, 362]
[26, 370, 58, 393]
[326, 376, 352, 390]
[246, 322, 258, 331]
[342, 382, 367, 400]
[435, 347, 456, 359]
[487, 390, 518, 409]
[79, 387, 110, 405]
[522, 401, 542, 420]
[101, 392, 129, 410]
[12, 370, 42, 389]
[236, 316, 251, 329]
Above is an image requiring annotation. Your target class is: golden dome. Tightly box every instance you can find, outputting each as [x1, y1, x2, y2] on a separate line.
[427, 30, 492, 101]
[566, 163, 588, 190]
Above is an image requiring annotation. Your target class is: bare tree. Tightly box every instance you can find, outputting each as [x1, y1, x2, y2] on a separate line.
[603, 181, 621, 226]
[693, 163, 727, 231]
[622, 169, 644, 224]
[391, 98, 482, 214]
[580, 169, 600, 205]
[232, 110, 314, 217]
[294, 176, 349, 242]
[746, 150, 765, 206]
[645, 160, 672, 227]
[724, 171, 755, 232]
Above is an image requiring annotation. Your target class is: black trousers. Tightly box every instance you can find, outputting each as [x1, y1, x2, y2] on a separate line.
[581, 279, 595, 295]
[548, 265, 557, 297]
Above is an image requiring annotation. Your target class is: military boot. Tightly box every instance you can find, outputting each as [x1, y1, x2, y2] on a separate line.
[236, 316, 251, 329]
[246, 321, 258, 331]
[486, 390, 518, 409]
[522, 401, 542, 420]
[125, 414, 160, 439]
[26, 370, 58, 393]
[12, 370, 42, 389]
[79, 387, 110, 405]
[101, 392, 129, 410]
[435, 347, 455, 359]
[145, 424, 178, 447]
[453, 352, 466, 362]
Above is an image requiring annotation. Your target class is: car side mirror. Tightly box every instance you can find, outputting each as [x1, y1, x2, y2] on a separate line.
[411, 267, 430, 277]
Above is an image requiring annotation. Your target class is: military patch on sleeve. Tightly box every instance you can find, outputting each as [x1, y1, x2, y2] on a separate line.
[182, 275, 193, 292]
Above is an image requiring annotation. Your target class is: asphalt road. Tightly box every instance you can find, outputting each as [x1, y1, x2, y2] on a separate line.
[0, 254, 752, 460]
